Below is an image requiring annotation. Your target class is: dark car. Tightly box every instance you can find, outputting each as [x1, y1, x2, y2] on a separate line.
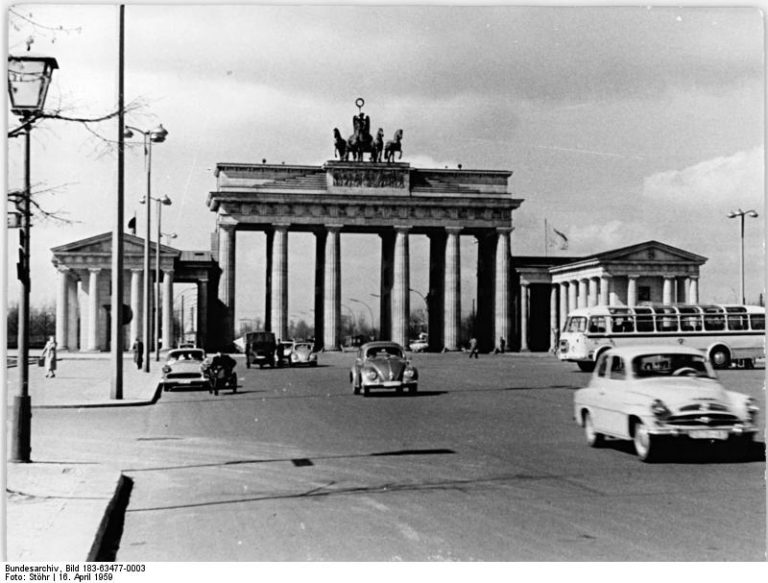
[350, 341, 418, 396]
[245, 331, 277, 368]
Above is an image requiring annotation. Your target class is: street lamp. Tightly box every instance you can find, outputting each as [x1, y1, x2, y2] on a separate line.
[125, 123, 168, 372]
[161, 232, 177, 244]
[7, 53, 58, 463]
[140, 194, 172, 361]
[727, 208, 759, 304]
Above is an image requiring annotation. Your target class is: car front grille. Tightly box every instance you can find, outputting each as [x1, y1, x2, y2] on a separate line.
[667, 413, 741, 427]
[166, 372, 203, 379]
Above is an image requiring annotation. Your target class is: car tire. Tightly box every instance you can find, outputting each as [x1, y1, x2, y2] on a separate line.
[577, 361, 596, 373]
[409, 385, 417, 394]
[246, 359, 251, 369]
[351, 373, 360, 395]
[583, 412, 604, 448]
[633, 420, 660, 462]
[709, 346, 731, 369]
[363, 385, 370, 397]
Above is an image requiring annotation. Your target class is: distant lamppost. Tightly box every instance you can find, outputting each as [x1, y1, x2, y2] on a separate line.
[125, 123, 168, 371]
[140, 193, 172, 361]
[727, 208, 759, 304]
[7, 53, 59, 463]
[161, 232, 177, 244]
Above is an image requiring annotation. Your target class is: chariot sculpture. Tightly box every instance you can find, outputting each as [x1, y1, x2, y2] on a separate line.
[333, 98, 403, 164]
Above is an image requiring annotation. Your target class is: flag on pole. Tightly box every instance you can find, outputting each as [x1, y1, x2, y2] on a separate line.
[127, 213, 136, 235]
[546, 221, 569, 251]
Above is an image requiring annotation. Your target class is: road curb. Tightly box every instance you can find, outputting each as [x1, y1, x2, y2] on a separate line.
[33, 381, 163, 409]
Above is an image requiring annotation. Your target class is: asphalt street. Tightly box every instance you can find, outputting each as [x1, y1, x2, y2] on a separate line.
[27, 352, 766, 561]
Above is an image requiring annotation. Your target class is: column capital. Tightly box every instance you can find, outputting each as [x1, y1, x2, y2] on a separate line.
[688, 275, 699, 280]
[325, 224, 343, 233]
[496, 226, 514, 235]
[394, 225, 412, 233]
[162, 268, 175, 276]
[274, 223, 291, 231]
[88, 267, 102, 274]
[600, 273, 613, 280]
[521, 281, 530, 288]
[627, 274, 639, 280]
[218, 222, 237, 232]
[446, 226, 462, 235]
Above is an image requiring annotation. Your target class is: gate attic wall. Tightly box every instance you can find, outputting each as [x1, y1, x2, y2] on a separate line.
[208, 161, 521, 351]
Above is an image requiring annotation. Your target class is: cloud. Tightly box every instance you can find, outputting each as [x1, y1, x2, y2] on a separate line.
[642, 146, 764, 205]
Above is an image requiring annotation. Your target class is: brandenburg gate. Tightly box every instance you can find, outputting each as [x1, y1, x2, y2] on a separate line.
[208, 159, 521, 352]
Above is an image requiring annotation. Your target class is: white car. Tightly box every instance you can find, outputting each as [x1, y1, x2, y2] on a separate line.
[161, 348, 208, 391]
[573, 345, 759, 462]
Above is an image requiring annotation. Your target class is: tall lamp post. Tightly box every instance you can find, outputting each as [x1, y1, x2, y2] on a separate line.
[141, 194, 172, 361]
[7, 54, 59, 463]
[727, 208, 759, 304]
[124, 123, 168, 372]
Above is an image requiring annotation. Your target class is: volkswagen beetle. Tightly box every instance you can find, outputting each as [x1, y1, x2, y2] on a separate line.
[574, 345, 759, 462]
[350, 341, 418, 396]
[289, 341, 318, 367]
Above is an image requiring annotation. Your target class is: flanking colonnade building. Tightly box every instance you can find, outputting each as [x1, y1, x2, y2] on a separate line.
[50, 160, 707, 354]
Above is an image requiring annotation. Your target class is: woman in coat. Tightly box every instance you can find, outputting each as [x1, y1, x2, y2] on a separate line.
[42, 336, 57, 378]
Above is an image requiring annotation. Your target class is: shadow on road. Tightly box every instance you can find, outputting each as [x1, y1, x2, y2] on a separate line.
[594, 438, 766, 464]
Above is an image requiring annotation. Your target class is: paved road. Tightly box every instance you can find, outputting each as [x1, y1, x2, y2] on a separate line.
[30, 352, 765, 561]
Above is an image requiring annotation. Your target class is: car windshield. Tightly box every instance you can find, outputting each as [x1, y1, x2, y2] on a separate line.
[632, 353, 715, 379]
[366, 346, 403, 359]
[295, 343, 312, 350]
[169, 350, 204, 362]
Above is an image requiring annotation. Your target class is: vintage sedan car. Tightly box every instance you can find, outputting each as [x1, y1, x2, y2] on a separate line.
[350, 341, 418, 396]
[161, 348, 208, 391]
[288, 342, 318, 367]
[574, 345, 759, 462]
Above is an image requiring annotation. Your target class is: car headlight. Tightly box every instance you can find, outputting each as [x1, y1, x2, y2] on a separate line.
[291, 353, 298, 361]
[403, 366, 415, 379]
[746, 397, 759, 423]
[365, 369, 378, 381]
[162, 365, 171, 374]
[651, 399, 671, 420]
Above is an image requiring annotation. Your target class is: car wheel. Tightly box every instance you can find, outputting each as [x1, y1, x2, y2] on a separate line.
[577, 361, 595, 373]
[363, 385, 370, 397]
[709, 346, 731, 369]
[351, 373, 360, 395]
[583, 412, 604, 448]
[409, 385, 417, 394]
[633, 420, 660, 462]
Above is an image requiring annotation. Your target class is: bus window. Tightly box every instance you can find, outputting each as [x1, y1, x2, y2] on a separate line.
[610, 316, 635, 333]
[588, 316, 607, 334]
[655, 315, 679, 332]
[704, 315, 725, 331]
[727, 315, 748, 331]
[636, 315, 654, 332]
[680, 315, 703, 331]
[749, 314, 765, 330]
[565, 317, 587, 333]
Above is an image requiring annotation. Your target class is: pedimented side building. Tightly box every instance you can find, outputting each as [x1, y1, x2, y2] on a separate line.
[51, 168, 707, 354]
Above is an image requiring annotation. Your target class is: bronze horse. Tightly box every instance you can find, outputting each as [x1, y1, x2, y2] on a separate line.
[384, 129, 403, 164]
[333, 128, 348, 160]
[370, 128, 384, 163]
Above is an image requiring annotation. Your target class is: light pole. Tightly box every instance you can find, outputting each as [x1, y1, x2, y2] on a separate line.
[141, 194, 172, 361]
[727, 208, 759, 304]
[7, 53, 59, 463]
[161, 232, 177, 244]
[125, 123, 168, 372]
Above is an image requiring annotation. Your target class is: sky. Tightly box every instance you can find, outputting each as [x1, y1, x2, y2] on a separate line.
[5, 3, 765, 331]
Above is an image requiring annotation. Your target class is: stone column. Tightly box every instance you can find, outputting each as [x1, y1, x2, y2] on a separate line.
[379, 231, 395, 341]
[67, 275, 78, 350]
[271, 224, 289, 340]
[324, 225, 342, 350]
[392, 226, 411, 349]
[130, 269, 143, 344]
[495, 227, 512, 351]
[627, 275, 638, 307]
[578, 279, 589, 309]
[217, 223, 236, 345]
[568, 280, 578, 313]
[78, 280, 88, 351]
[313, 229, 327, 349]
[56, 268, 69, 349]
[444, 227, 462, 351]
[662, 276, 674, 305]
[588, 277, 599, 307]
[689, 276, 699, 304]
[549, 284, 559, 350]
[162, 270, 174, 350]
[600, 275, 612, 306]
[264, 229, 273, 332]
[520, 282, 530, 352]
[559, 282, 569, 329]
[87, 268, 101, 351]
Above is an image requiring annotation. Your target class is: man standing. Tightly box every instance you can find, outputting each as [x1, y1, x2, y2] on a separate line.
[132, 337, 144, 370]
[468, 337, 479, 359]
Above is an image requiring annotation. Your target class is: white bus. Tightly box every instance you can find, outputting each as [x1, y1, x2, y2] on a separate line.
[557, 304, 765, 371]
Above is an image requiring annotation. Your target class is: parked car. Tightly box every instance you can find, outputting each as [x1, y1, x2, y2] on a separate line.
[350, 341, 418, 396]
[288, 342, 318, 367]
[245, 331, 277, 368]
[409, 337, 429, 352]
[573, 345, 759, 462]
[161, 348, 208, 391]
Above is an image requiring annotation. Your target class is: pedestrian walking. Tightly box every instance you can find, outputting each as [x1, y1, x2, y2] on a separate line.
[494, 336, 506, 354]
[132, 337, 144, 370]
[468, 336, 479, 359]
[41, 336, 57, 378]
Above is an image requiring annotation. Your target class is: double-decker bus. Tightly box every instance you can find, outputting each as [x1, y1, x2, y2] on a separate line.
[557, 304, 765, 371]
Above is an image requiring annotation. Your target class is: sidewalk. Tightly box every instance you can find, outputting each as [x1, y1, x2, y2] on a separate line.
[5, 352, 164, 562]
